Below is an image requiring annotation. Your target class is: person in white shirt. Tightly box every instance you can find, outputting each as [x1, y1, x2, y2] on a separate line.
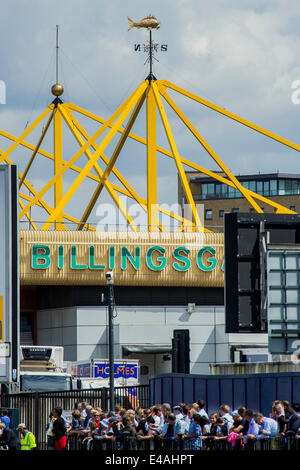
[219, 404, 234, 434]
[197, 400, 209, 421]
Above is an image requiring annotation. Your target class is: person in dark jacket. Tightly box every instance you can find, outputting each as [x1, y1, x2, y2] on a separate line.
[0, 422, 21, 450]
[52, 407, 67, 450]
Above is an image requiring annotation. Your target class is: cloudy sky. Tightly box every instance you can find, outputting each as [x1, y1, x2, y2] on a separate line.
[1, 0, 300, 229]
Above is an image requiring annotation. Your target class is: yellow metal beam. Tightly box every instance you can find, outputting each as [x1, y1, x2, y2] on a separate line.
[147, 85, 159, 231]
[151, 81, 207, 232]
[19, 84, 141, 221]
[67, 103, 285, 213]
[174, 158, 295, 214]
[18, 198, 38, 230]
[53, 107, 63, 226]
[58, 104, 140, 232]
[0, 151, 68, 229]
[160, 80, 300, 153]
[159, 87, 263, 213]
[41, 81, 148, 230]
[0, 105, 54, 164]
[19, 192, 96, 230]
[19, 110, 54, 189]
[65, 109, 194, 229]
[76, 86, 147, 230]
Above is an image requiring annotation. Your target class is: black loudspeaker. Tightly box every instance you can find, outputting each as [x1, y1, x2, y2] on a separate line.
[172, 329, 190, 374]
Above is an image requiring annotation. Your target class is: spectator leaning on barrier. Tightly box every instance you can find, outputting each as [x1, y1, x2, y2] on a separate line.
[214, 417, 228, 441]
[174, 410, 189, 439]
[253, 412, 278, 439]
[219, 404, 234, 434]
[17, 423, 37, 451]
[283, 407, 300, 437]
[0, 422, 21, 451]
[272, 403, 287, 435]
[183, 413, 202, 450]
[151, 405, 163, 433]
[244, 409, 260, 441]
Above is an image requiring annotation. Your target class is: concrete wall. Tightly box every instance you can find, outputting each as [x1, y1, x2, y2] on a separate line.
[36, 305, 268, 376]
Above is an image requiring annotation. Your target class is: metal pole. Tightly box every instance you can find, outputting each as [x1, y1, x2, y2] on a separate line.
[56, 25, 59, 84]
[108, 283, 114, 412]
[149, 29, 153, 79]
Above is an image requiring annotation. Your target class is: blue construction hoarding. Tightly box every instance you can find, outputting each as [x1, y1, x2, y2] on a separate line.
[149, 372, 300, 416]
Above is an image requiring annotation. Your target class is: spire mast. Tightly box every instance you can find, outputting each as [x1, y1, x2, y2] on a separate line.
[56, 24, 59, 84]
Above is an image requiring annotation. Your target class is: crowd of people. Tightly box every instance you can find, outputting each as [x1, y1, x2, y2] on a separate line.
[1, 399, 300, 451]
[48, 398, 300, 450]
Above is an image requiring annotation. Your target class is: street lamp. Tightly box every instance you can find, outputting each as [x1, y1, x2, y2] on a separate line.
[105, 271, 114, 412]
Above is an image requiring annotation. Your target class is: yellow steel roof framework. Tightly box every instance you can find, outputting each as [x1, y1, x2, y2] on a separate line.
[0, 27, 298, 232]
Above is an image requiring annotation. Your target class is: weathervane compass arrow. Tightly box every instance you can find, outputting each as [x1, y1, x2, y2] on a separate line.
[128, 14, 168, 83]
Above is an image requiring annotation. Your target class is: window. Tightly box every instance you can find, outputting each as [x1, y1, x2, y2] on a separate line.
[257, 181, 263, 194]
[205, 209, 212, 220]
[207, 183, 215, 196]
[231, 208, 239, 213]
[249, 180, 256, 192]
[263, 180, 269, 196]
[249, 208, 255, 213]
[270, 180, 277, 196]
[279, 180, 285, 195]
[221, 184, 228, 196]
[290, 206, 296, 211]
[219, 210, 224, 218]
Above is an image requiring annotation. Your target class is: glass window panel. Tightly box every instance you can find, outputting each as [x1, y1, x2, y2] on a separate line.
[268, 306, 283, 321]
[257, 181, 263, 194]
[278, 180, 285, 195]
[268, 272, 282, 286]
[263, 180, 269, 195]
[292, 180, 298, 193]
[286, 306, 298, 321]
[249, 180, 256, 191]
[243, 181, 249, 189]
[270, 180, 277, 195]
[287, 323, 299, 330]
[269, 289, 283, 303]
[221, 184, 228, 195]
[285, 255, 298, 270]
[202, 184, 207, 195]
[215, 184, 221, 194]
[286, 289, 298, 304]
[205, 209, 212, 220]
[207, 183, 214, 194]
[286, 272, 298, 287]
[268, 254, 282, 269]
[285, 180, 293, 195]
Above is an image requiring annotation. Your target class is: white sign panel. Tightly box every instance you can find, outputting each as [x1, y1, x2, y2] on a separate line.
[0, 165, 19, 385]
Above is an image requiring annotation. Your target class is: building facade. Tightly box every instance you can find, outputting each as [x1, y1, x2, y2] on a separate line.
[178, 171, 300, 231]
[19, 229, 268, 383]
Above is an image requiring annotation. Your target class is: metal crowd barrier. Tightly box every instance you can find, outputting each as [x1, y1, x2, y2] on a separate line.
[65, 434, 300, 452]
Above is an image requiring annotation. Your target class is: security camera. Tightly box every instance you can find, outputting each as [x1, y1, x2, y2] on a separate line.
[105, 271, 114, 285]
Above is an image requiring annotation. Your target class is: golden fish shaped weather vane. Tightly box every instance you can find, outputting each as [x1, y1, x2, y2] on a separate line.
[128, 15, 160, 31]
